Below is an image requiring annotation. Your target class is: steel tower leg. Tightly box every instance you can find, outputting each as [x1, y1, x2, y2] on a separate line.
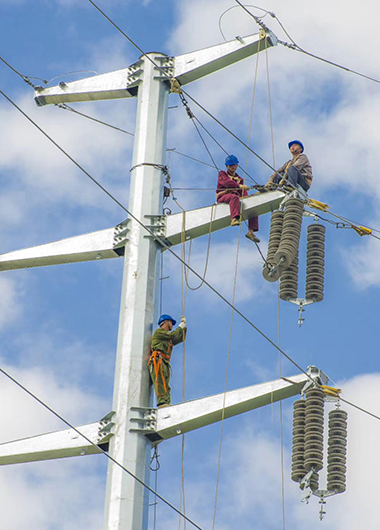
[102, 53, 169, 530]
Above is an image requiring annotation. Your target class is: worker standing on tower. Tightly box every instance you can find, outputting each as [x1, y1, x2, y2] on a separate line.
[216, 155, 260, 243]
[148, 314, 187, 408]
[266, 140, 313, 192]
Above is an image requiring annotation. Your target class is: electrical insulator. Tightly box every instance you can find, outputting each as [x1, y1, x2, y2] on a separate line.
[263, 210, 284, 282]
[291, 399, 306, 483]
[280, 251, 299, 301]
[327, 409, 348, 494]
[306, 224, 325, 302]
[304, 387, 325, 490]
[274, 198, 304, 269]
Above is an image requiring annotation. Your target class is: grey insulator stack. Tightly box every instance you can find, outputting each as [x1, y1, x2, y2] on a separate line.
[291, 399, 306, 483]
[306, 224, 326, 302]
[279, 251, 299, 301]
[263, 210, 284, 282]
[304, 387, 325, 491]
[327, 409, 348, 494]
[274, 198, 304, 269]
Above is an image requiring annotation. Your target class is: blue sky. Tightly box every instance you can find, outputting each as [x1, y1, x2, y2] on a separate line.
[1, 0, 380, 529]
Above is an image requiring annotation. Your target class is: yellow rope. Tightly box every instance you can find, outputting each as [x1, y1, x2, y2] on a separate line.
[266, 39, 286, 530]
[277, 284, 286, 530]
[212, 220, 242, 530]
[212, 37, 263, 527]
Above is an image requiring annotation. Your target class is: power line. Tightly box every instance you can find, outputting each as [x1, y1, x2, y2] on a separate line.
[0, 54, 46, 89]
[57, 103, 134, 136]
[86, 0, 277, 178]
[233, 0, 380, 86]
[0, 364, 205, 530]
[0, 86, 313, 383]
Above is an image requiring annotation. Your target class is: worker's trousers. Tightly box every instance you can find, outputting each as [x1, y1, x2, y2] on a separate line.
[275, 166, 310, 192]
[149, 359, 171, 406]
[217, 193, 259, 231]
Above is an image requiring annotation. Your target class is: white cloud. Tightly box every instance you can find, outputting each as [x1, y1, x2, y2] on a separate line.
[0, 276, 24, 331]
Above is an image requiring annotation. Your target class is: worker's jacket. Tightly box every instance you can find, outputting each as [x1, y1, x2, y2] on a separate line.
[151, 326, 186, 361]
[216, 171, 248, 200]
[268, 153, 313, 186]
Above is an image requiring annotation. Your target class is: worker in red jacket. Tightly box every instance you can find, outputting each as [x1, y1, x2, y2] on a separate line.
[216, 155, 260, 243]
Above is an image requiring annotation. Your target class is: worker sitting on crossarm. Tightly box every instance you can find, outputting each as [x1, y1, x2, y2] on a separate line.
[266, 140, 313, 192]
[216, 154, 260, 243]
[148, 314, 187, 408]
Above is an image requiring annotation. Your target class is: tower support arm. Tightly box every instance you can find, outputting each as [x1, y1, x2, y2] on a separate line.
[146, 373, 308, 441]
[164, 191, 284, 246]
[0, 413, 114, 465]
[0, 224, 128, 271]
[34, 63, 142, 107]
[174, 31, 277, 86]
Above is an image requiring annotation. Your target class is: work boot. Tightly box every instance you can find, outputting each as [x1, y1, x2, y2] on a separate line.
[230, 217, 241, 226]
[245, 232, 260, 243]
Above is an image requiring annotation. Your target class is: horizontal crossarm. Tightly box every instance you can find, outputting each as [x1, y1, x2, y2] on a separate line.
[174, 31, 277, 86]
[164, 190, 284, 246]
[0, 222, 128, 271]
[150, 372, 310, 442]
[0, 412, 115, 465]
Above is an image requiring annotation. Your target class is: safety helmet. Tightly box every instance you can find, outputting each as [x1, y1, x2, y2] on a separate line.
[158, 314, 176, 326]
[225, 154, 239, 166]
[288, 140, 304, 152]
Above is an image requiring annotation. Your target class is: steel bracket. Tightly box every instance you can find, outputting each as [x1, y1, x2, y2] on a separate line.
[129, 407, 157, 435]
[113, 219, 130, 249]
[143, 214, 167, 238]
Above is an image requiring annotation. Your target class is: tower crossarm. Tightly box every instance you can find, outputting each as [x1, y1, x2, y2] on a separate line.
[138, 372, 310, 442]
[173, 30, 277, 86]
[0, 412, 115, 466]
[0, 220, 129, 271]
[164, 191, 284, 246]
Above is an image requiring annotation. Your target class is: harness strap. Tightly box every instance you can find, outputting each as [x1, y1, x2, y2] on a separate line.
[148, 351, 170, 397]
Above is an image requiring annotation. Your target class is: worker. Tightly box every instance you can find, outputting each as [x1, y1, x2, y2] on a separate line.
[148, 314, 187, 408]
[216, 154, 260, 243]
[266, 140, 313, 192]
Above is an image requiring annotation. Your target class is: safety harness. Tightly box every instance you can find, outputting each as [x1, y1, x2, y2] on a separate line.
[148, 342, 173, 397]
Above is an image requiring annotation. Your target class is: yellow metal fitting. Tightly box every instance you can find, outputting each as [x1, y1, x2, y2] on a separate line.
[307, 198, 330, 212]
[320, 385, 341, 397]
[259, 28, 266, 39]
[352, 225, 372, 236]
[170, 78, 182, 94]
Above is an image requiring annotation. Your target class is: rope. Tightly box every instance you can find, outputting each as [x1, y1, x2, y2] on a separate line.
[277, 284, 286, 530]
[265, 39, 276, 169]
[212, 220, 243, 530]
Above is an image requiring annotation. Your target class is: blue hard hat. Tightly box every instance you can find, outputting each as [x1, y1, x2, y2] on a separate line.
[225, 154, 239, 166]
[288, 140, 304, 152]
[158, 314, 176, 326]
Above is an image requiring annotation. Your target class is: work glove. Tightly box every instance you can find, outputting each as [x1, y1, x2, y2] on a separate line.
[179, 316, 187, 329]
[265, 181, 276, 190]
[239, 184, 250, 191]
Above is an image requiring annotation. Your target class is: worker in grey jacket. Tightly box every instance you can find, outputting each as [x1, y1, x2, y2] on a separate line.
[266, 140, 312, 192]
